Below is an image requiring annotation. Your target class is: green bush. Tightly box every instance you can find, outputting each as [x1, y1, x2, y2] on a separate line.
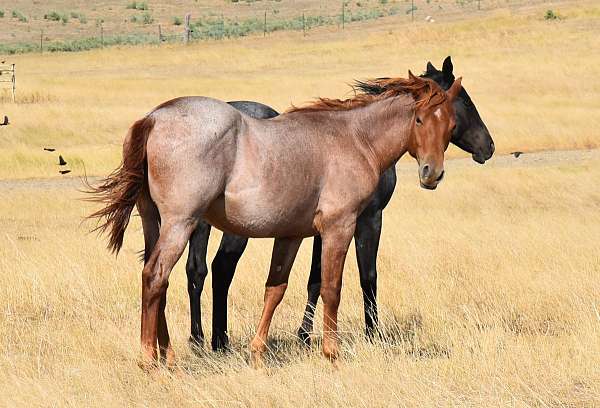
[544, 9, 559, 20]
[172, 16, 183, 26]
[44, 11, 69, 23]
[12, 10, 28, 22]
[141, 12, 153, 24]
[0, 10, 5, 18]
[126, 1, 149, 10]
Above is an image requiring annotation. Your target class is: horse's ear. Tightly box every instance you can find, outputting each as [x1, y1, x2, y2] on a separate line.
[426, 61, 437, 73]
[408, 70, 417, 80]
[447, 77, 462, 101]
[442, 56, 454, 78]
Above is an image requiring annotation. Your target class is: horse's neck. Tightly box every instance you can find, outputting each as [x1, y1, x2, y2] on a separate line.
[350, 96, 414, 174]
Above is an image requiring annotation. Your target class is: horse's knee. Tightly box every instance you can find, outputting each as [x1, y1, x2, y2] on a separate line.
[186, 256, 208, 290]
[320, 285, 341, 308]
[360, 269, 377, 289]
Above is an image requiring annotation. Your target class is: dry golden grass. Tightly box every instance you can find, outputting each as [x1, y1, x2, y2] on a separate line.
[0, 0, 599, 406]
[1, 151, 599, 406]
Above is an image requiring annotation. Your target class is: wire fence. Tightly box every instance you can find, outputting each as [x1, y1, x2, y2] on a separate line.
[0, 0, 554, 55]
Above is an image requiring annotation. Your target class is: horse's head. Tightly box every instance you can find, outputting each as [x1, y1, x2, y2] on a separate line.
[408, 72, 462, 190]
[423, 56, 495, 164]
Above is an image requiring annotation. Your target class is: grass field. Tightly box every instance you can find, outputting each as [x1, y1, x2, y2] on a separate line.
[0, 0, 599, 406]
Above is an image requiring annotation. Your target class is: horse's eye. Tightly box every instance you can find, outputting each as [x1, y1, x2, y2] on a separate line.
[416, 117, 423, 126]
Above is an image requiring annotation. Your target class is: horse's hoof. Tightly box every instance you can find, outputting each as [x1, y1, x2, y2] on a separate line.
[365, 328, 378, 343]
[211, 334, 230, 352]
[250, 350, 266, 370]
[188, 336, 204, 354]
[297, 327, 312, 347]
[137, 356, 159, 372]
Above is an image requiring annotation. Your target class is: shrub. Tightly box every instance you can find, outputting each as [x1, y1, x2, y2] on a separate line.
[544, 9, 559, 20]
[44, 11, 69, 23]
[0, 10, 4, 18]
[12, 10, 28, 22]
[126, 1, 149, 10]
[172, 16, 183, 25]
[141, 12, 153, 24]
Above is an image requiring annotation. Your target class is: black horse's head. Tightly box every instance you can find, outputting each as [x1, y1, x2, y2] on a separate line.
[422, 57, 494, 164]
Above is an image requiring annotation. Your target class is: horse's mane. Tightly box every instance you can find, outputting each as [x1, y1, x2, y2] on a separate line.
[287, 75, 447, 113]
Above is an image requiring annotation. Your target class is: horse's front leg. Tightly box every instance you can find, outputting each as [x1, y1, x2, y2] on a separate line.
[319, 215, 356, 362]
[185, 222, 211, 349]
[250, 237, 302, 368]
[354, 208, 383, 339]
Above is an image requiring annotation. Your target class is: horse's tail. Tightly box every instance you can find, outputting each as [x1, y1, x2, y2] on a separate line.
[86, 115, 155, 254]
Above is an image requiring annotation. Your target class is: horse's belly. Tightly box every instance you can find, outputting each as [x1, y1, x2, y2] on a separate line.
[204, 193, 317, 238]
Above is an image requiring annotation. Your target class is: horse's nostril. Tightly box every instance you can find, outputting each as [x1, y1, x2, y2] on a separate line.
[421, 164, 430, 179]
[436, 170, 445, 182]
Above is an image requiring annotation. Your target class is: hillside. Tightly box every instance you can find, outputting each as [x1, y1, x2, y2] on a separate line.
[2, 0, 553, 53]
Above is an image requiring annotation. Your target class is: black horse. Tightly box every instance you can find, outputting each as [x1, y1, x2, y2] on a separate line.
[186, 57, 495, 350]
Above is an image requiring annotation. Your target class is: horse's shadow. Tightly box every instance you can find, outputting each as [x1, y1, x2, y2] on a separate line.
[177, 311, 450, 376]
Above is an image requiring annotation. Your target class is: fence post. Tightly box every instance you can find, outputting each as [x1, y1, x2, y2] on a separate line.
[342, 1, 345, 29]
[411, 0, 415, 21]
[184, 13, 191, 44]
[478, 0, 481, 10]
[11, 64, 16, 103]
[40, 30, 43, 53]
[158, 24, 162, 43]
[100, 25, 104, 47]
[221, 13, 225, 39]
[303, 12, 306, 36]
[264, 11, 267, 37]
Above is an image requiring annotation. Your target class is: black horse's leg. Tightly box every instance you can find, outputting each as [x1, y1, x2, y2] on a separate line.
[211, 233, 248, 351]
[185, 221, 211, 348]
[297, 235, 322, 346]
[355, 209, 383, 339]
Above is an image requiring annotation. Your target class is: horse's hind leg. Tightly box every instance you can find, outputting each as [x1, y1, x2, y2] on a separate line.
[186, 221, 211, 349]
[211, 233, 248, 351]
[140, 218, 197, 366]
[250, 237, 302, 368]
[138, 191, 176, 365]
[297, 236, 322, 346]
[355, 209, 383, 339]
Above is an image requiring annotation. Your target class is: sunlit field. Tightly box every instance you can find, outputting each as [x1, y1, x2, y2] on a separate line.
[1, 0, 599, 406]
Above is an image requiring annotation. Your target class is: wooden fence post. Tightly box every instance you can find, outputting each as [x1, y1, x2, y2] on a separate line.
[342, 2, 345, 29]
[184, 13, 191, 44]
[40, 30, 43, 53]
[303, 12, 306, 36]
[158, 24, 162, 43]
[11, 64, 16, 103]
[264, 11, 267, 36]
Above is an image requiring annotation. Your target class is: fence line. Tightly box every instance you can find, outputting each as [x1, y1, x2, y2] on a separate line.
[0, 0, 543, 55]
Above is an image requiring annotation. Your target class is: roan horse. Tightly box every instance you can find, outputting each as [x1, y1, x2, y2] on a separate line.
[88, 73, 462, 365]
[186, 57, 495, 351]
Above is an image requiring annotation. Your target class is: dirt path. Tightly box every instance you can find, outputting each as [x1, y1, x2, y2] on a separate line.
[1, 149, 598, 192]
